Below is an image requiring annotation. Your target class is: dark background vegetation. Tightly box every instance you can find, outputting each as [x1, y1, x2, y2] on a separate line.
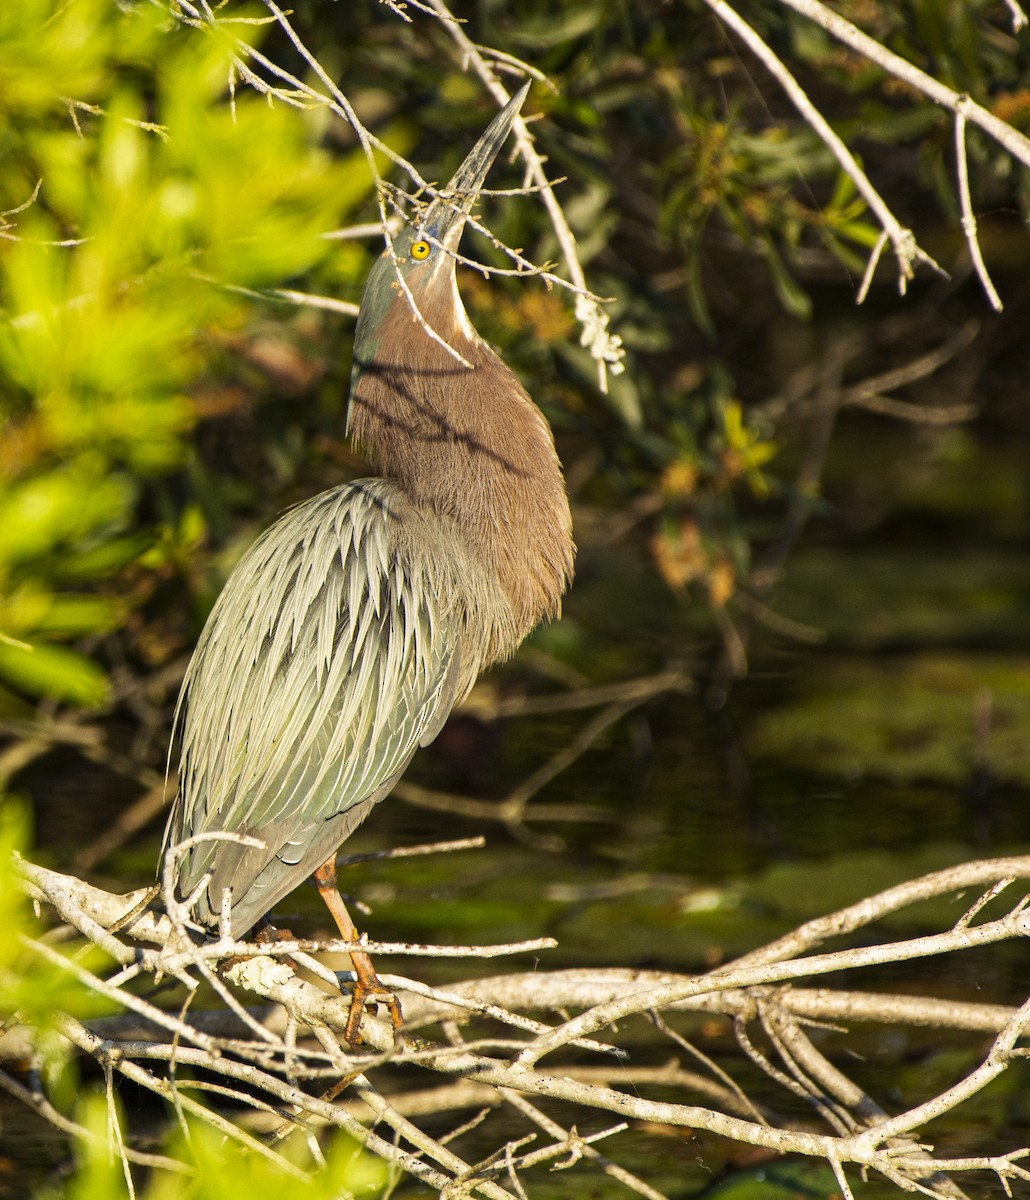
[2, 0, 1030, 1195]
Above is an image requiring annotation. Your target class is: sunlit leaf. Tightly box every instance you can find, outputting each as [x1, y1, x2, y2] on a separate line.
[0, 640, 109, 706]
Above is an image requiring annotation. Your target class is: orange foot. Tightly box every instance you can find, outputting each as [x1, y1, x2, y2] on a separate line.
[344, 948, 403, 1045]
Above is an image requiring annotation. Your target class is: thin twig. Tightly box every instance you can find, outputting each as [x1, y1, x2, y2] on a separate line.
[777, 0, 1030, 170]
[704, 0, 941, 292]
[953, 105, 1003, 312]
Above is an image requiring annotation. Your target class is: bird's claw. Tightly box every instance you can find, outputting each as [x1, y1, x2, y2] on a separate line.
[343, 977, 403, 1046]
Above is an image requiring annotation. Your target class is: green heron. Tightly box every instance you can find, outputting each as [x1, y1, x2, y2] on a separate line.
[161, 84, 574, 1040]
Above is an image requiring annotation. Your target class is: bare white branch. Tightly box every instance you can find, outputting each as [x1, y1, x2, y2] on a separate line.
[776, 0, 1030, 171]
[703, 0, 941, 294]
[954, 104, 1003, 312]
[1002, 0, 1030, 32]
[11, 851, 1030, 1196]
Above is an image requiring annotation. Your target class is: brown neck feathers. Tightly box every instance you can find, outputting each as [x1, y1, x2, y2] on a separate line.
[349, 293, 574, 655]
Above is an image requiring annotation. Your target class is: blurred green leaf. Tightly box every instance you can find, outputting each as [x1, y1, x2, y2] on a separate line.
[0, 583, 120, 638]
[0, 640, 109, 706]
[0, 468, 136, 565]
[142, 1118, 390, 1200]
[0, 0, 376, 706]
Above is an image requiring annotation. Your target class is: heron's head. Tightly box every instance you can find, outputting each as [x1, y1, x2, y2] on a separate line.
[351, 83, 530, 376]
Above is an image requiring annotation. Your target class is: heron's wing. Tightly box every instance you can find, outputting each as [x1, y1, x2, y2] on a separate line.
[165, 479, 474, 930]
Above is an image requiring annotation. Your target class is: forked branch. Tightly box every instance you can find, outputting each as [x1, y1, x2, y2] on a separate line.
[7, 853, 1030, 1198]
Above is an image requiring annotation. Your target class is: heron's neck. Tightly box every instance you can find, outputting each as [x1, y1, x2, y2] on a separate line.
[348, 305, 574, 656]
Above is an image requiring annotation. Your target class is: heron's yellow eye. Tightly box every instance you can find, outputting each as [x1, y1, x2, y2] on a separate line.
[410, 240, 431, 261]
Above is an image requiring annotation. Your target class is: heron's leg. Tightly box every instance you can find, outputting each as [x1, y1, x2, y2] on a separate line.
[312, 854, 403, 1044]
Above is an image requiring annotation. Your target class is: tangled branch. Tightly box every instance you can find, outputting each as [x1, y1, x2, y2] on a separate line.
[5, 853, 1029, 1198]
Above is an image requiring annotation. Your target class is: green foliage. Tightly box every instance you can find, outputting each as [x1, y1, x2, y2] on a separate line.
[44, 1094, 391, 1200]
[659, 103, 879, 327]
[0, 799, 112, 1046]
[0, 0, 371, 708]
[164, 1121, 390, 1200]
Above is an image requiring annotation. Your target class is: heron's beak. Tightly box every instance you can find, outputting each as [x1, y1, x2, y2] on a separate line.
[423, 82, 531, 250]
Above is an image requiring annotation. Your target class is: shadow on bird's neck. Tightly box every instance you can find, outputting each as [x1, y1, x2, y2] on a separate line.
[348, 300, 574, 652]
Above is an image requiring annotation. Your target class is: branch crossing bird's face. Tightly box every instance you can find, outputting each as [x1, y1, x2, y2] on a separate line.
[386, 221, 456, 290]
[351, 85, 531, 387]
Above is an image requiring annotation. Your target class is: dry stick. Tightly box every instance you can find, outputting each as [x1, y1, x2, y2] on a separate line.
[777, 0, 1030, 171]
[953, 106, 1003, 312]
[348, 1075, 520, 1200]
[651, 1009, 765, 1126]
[399, 691, 664, 839]
[701, 0, 939, 293]
[214, 279, 362, 318]
[847, 994, 1030, 1154]
[856, 231, 888, 305]
[833, 323, 981, 424]
[103, 1060, 137, 1200]
[725, 855, 1030, 970]
[956, 877, 1015, 930]
[909, 1153, 1030, 1194]
[514, 901, 1030, 1066]
[376, 974, 621, 1058]
[398, 969, 1019, 1035]
[19, 935, 226, 1057]
[0, 714, 103, 782]
[775, 320, 979, 422]
[484, 667, 691, 719]
[740, 1012, 855, 1136]
[337, 835, 485, 867]
[470, 43, 553, 89]
[499, 696, 644, 841]
[393, 779, 606, 827]
[829, 1157, 857, 1200]
[60, 1016, 311, 1181]
[263, 1063, 760, 1126]
[0, 1068, 188, 1173]
[499, 1088, 670, 1200]
[270, 288, 360, 316]
[424, 1048, 868, 1163]
[15, 875, 138, 968]
[160, 837, 292, 1049]
[171, 934, 559, 965]
[761, 1009, 967, 1200]
[1001, 0, 1029, 32]
[845, 391, 978, 425]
